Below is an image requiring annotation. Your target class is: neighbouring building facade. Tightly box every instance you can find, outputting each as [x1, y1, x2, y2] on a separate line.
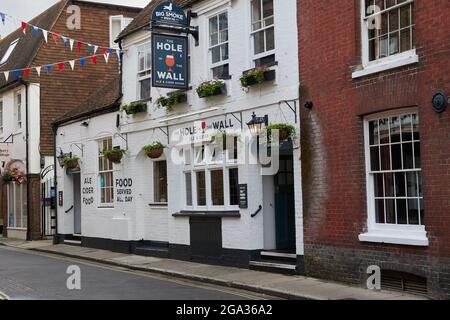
[298, 0, 450, 298]
[0, 0, 139, 240]
[54, 0, 304, 272]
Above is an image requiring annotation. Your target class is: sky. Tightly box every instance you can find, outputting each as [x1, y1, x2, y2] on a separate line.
[0, 0, 149, 38]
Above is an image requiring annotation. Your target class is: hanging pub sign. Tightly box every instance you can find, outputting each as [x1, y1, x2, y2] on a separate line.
[152, 34, 188, 89]
[151, 2, 188, 26]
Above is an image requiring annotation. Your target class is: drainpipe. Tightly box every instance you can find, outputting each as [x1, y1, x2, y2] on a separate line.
[23, 82, 31, 241]
[52, 123, 59, 244]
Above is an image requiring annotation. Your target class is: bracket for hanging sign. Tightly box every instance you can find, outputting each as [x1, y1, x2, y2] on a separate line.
[114, 132, 128, 149]
[1, 134, 13, 144]
[226, 112, 243, 130]
[70, 143, 85, 157]
[157, 126, 170, 145]
[279, 100, 298, 124]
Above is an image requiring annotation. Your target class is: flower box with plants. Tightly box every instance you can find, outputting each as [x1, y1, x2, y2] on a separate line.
[102, 148, 127, 164]
[143, 142, 166, 159]
[196, 80, 226, 98]
[240, 66, 276, 89]
[121, 102, 148, 115]
[2, 168, 26, 184]
[61, 156, 80, 170]
[266, 123, 296, 141]
[155, 91, 187, 113]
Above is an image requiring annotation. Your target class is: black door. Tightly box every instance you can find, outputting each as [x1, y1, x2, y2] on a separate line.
[274, 155, 296, 250]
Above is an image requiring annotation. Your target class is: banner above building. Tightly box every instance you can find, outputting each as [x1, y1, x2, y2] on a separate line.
[152, 34, 188, 90]
[151, 2, 188, 26]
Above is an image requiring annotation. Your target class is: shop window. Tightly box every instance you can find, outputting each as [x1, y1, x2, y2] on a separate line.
[8, 182, 27, 229]
[210, 169, 224, 206]
[196, 171, 206, 206]
[154, 161, 168, 203]
[228, 168, 239, 206]
[185, 172, 193, 206]
[98, 137, 114, 206]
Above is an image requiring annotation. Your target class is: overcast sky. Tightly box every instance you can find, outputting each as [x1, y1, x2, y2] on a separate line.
[0, 0, 149, 38]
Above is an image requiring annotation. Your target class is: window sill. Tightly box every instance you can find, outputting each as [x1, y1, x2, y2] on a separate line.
[359, 229, 429, 246]
[352, 50, 419, 79]
[148, 202, 168, 208]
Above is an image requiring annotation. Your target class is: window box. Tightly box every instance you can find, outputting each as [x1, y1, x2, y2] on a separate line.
[121, 102, 148, 115]
[240, 67, 275, 89]
[155, 92, 187, 113]
[196, 80, 226, 98]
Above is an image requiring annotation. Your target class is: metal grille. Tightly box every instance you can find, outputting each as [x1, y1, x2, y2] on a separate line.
[381, 270, 428, 297]
[41, 175, 56, 238]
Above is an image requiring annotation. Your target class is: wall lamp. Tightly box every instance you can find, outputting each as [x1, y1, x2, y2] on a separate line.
[246, 112, 269, 137]
[81, 120, 90, 127]
[304, 101, 313, 110]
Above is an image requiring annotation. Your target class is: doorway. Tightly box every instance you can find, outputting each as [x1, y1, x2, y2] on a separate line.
[274, 154, 296, 250]
[73, 173, 81, 235]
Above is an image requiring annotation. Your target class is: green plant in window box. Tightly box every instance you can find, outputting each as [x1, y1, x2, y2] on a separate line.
[266, 123, 296, 141]
[155, 91, 187, 113]
[102, 148, 127, 164]
[240, 66, 274, 89]
[143, 142, 166, 159]
[196, 80, 226, 98]
[121, 102, 147, 115]
[61, 156, 80, 170]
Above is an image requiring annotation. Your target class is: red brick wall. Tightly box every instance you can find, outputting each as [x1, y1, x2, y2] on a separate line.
[30, 1, 139, 155]
[298, 0, 450, 295]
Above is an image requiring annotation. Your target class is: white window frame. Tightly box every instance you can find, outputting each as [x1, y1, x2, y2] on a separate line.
[109, 15, 133, 48]
[359, 108, 428, 246]
[98, 137, 114, 208]
[15, 91, 22, 130]
[7, 182, 27, 230]
[137, 42, 152, 101]
[353, 0, 418, 78]
[250, 0, 276, 62]
[183, 143, 239, 210]
[208, 10, 230, 79]
[0, 39, 19, 65]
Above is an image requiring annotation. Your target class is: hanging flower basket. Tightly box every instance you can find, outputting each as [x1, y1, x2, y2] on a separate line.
[196, 80, 226, 98]
[143, 142, 165, 159]
[103, 148, 127, 163]
[1, 168, 26, 184]
[266, 124, 296, 141]
[240, 66, 276, 89]
[121, 102, 148, 115]
[61, 156, 80, 170]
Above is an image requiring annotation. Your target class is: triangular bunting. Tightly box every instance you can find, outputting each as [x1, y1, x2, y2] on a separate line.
[3, 71, 9, 82]
[69, 60, 75, 70]
[35, 66, 41, 77]
[61, 36, 67, 46]
[103, 53, 110, 64]
[88, 44, 93, 55]
[42, 30, 48, 43]
[115, 49, 120, 61]
[46, 64, 51, 74]
[92, 55, 97, 64]
[13, 69, 20, 79]
[77, 41, 82, 53]
[24, 68, 30, 77]
[94, 45, 98, 55]
[69, 39, 74, 51]
[33, 26, 39, 36]
[80, 57, 85, 67]
[21, 22, 27, 34]
[103, 48, 109, 55]
[57, 62, 64, 72]
[109, 48, 114, 55]
[51, 33, 58, 43]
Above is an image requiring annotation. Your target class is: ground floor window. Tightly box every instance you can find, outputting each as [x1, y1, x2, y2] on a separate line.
[8, 183, 27, 229]
[154, 160, 168, 203]
[98, 137, 114, 206]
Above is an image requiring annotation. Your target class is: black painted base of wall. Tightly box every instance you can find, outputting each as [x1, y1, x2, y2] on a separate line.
[54, 234, 304, 274]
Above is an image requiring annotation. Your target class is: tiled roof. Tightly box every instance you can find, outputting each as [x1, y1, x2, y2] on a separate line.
[0, 0, 69, 89]
[53, 75, 121, 125]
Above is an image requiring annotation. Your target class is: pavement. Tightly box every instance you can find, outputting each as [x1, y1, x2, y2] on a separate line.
[0, 238, 426, 300]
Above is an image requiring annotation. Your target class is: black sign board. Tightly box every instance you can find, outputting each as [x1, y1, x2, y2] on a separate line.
[152, 34, 188, 89]
[238, 184, 248, 209]
[58, 191, 63, 207]
[151, 2, 188, 26]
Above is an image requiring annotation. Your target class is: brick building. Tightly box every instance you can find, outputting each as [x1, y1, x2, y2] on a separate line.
[0, 0, 139, 240]
[298, 0, 449, 298]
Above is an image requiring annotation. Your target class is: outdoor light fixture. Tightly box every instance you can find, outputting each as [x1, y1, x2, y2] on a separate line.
[246, 112, 268, 137]
[432, 91, 448, 113]
[57, 150, 72, 167]
[304, 101, 313, 110]
[81, 120, 90, 127]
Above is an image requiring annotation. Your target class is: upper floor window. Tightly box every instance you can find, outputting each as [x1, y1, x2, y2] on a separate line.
[209, 12, 229, 79]
[15, 92, 22, 130]
[0, 39, 19, 65]
[365, 111, 423, 227]
[251, 0, 275, 61]
[98, 137, 114, 206]
[110, 15, 133, 48]
[363, 0, 415, 63]
[137, 43, 152, 100]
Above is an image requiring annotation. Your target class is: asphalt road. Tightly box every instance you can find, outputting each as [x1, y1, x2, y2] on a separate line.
[0, 246, 274, 300]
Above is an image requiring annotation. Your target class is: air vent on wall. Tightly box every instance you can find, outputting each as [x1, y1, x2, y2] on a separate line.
[381, 270, 428, 297]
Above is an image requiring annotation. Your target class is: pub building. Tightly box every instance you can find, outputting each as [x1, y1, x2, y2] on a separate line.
[54, 0, 304, 273]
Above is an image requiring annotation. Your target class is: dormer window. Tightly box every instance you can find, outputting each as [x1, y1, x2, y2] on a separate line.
[0, 39, 19, 65]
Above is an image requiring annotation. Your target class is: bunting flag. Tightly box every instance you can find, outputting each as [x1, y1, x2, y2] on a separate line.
[0, 11, 123, 58]
[1, 54, 99, 81]
[115, 50, 120, 61]
[103, 53, 109, 64]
